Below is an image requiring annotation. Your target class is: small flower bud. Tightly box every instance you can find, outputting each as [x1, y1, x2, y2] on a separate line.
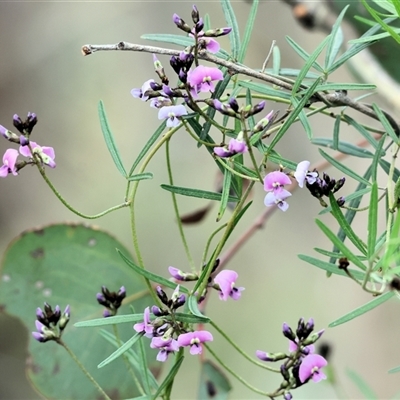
[191, 5, 200, 24]
[194, 18, 204, 34]
[13, 114, 23, 131]
[280, 364, 290, 381]
[19, 135, 29, 146]
[151, 305, 164, 316]
[203, 27, 232, 37]
[334, 177, 346, 193]
[284, 393, 292, 400]
[156, 286, 169, 305]
[282, 323, 296, 341]
[303, 329, 324, 345]
[172, 294, 186, 309]
[172, 14, 192, 33]
[336, 196, 346, 207]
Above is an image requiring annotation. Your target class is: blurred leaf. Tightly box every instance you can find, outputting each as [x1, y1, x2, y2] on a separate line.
[389, 364, 400, 374]
[0, 223, 156, 399]
[152, 353, 184, 399]
[161, 184, 239, 202]
[187, 295, 210, 322]
[75, 314, 145, 327]
[238, 80, 291, 101]
[379, 158, 400, 182]
[98, 332, 142, 368]
[343, 115, 380, 150]
[318, 148, 371, 186]
[324, 6, 348, 71]
[220, 0, 240, 59]
[98, 100, 127, 178]
[346, 368, 379, 399]
[238, 0, 258, 63]
[329, 291, 395, 327]
[273, 45, 281, 75]
[198, 360, 231, 400]
[372, 103, 399, 143]
[180, 204, 212, 224]
[333, 114, 340, 150]
[312, 138, 374, 158]
[292, 96, 312, 139]
[319, 187, 371, 215]
[367, 182, 379, 260]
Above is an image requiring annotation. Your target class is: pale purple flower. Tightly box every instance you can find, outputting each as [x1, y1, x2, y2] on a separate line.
[177, 330, 213, 355]
[158, 105, 187, 127]
[294, 160, 318, 188]
[214, 270, 244, 301]
[0, 148, 19, 177]
[169, 266, 185, 281]
[150, 337, 179, 362]
[187, 65, 223, 97]
[214, 138, 248, 158]
[264, 190, 291, 212]
[299, 354, 328, 383]
[201, 37, 220, 53]
[133, 307, 153, 338]
[19, 141, 56, 168]
[150, 96, 172, 109]
[263, 171, 291, 192]
[131, 79, 155, 101]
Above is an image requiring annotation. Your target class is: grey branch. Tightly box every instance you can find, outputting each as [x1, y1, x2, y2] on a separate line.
[82, 41, 399, 134]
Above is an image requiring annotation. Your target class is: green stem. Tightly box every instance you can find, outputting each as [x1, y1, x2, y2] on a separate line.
[165, 139, 196, 272]
[210, 321, 280, 372]
[216, 156, 259, 182]
[35, 163, 129, 219]
[112, 324, 145, 395]
[204, 344, 273, 397]
[58, 339, 111, 400]
[201, 223, 227, 265]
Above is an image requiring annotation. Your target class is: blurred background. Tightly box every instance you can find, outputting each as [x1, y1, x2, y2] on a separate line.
[1, 1, 399, 399]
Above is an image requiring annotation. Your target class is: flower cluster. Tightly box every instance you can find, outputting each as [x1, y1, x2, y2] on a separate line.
[0, 113, 55, 178]
[256, 318, 327, 399]
[32, 302, 70, 343]
[133, 286, 213, 362]
[96, 285, 126, 317]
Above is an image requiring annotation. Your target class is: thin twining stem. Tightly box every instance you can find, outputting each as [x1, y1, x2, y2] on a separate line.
[81, 41, 399, 130]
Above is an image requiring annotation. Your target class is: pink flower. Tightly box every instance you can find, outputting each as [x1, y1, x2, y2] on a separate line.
[177, 330, 213, 355]
[158, 105, 187, 127]
[0, 148, 19, 177]
[150, 337, 179, 362]
[263, 171, 292, 211]
[187, 65, 223, 97]
[299, 354, 328, 383]
[20, 142, 55, 168]
[294, 160, 318, 188]
[214, 270, 244, 301]
[288, 339, 315, 355]
[214, 138, 248, 158]
[264, 190, 291, 212]
[263, 171, 291, 192]
[131, 79, 155, 101]
[133, 307, 153, 338]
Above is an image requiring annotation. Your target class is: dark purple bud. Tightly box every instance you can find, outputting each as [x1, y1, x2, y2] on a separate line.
[323, 172, 330, 185]
[118, 286, 126, 299]
[228, 97, 239, 113]
[36, 307, 45, 320]
[32, 331, 47, 343]
[156, 286, 169, 305]
[19, 135, 29, 146]
[296, 317, 306, 339]
[246, 100, 266, 117]
[282, 323, 296, 341]
[26, 112, 37, 132]
[304, 318, 314, 336]
[103, 309, 112, 318]
[194, 18, 204, 33]
[54, 305, 61, 320]
[172, 13, 191, 33]
[163, 85, 175, 97]
[13, 114, 23, 129]
[170, 56, 181, 75]
[150, 81, 162, 91]
[191, 5, 200, 24]
[334, 177, 346, 193]
[96, 293, 106, 303]
[284, 393, 292, 400]
[178, 70, 187, 84]
[151, 305, 164, 316]
[101, 285, 110, 297]
[173, 294, 186, 309]
[280, 364, 290, 381]
[336, 196, 346, 207]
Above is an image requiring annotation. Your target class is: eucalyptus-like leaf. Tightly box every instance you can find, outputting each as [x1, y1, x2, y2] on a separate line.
[329, 291, 395, 327]
[98, 100, 127, 178]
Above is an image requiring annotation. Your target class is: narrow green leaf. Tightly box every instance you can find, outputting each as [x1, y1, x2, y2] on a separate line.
[231, 161, 258, 179]
[315, 219, 367, 270]
[75, 314, 145, 328]
[372, 103, 399, 143]
[175, 312, 210, 324]
[204, 14, 211, 31]
[128, 172, 154, 182]
[217, 169, 232, 221]
[238, 80, 291, 101]
[286, 36, 325, 74]
[238, 0, 259, 63]
[273, 45, 281, 75]
[343, 115, 380, 150]
[220, 0, 240, 59]
[246, 88, 255, 130]
[367, 182, 378, 259]
[319, 187, 371, 215]
[292, 36, 329, 94]
[346, 369, 378, 399]
[129, 121, 166, 176]
[152, 355, 184, 399]
[98, 100, 127, 178]
[333, 115, 340, 150]
[328, 193, 367, 255]
[188, 295, 210, 321]
[324, 5, 348, 70]
[98, 332, 142, 368]
[391, 0, 400, 17]
[318, 148, 370, 186]
[312, 82, 376, 91]
[268, 78, 321, 152]
[389, 365, 400, 374]
[292, 96, 312, 140]
[298, 254, 365, 280]
[312, 138, 374, 158]
[161, 184, 239, 202]
[117, 249, 189, 293]
[379, 158, 400, 182]
[371, 133, 386, 182]
[329, 291, 395, 327]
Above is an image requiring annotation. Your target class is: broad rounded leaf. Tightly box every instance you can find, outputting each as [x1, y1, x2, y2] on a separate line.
[0, 223, 159, 399]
